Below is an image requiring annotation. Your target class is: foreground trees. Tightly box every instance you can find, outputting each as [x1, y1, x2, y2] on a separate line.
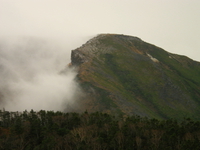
[0, 110, 199, 150]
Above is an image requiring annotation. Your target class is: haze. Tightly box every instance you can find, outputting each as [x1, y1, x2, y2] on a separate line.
[0, 0, 200, 111]
[0, 37, 81, 111]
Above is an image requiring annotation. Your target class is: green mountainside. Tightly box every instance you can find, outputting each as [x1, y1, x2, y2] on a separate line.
[71, 34, 200, 120]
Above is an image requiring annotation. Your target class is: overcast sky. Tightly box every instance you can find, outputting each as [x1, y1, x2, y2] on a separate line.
[1, 0, 200, 61]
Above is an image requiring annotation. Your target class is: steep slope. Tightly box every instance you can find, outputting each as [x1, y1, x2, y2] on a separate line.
[71, 34, 200, 120]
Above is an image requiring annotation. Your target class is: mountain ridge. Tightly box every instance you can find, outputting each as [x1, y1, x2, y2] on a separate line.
[71, 34, 200, 120]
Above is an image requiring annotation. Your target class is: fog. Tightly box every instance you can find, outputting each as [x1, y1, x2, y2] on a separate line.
[0, 37, 85, 111]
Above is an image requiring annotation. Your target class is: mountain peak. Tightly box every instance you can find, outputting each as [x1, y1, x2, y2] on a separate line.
[71, 34, 200, 120]
[71, 34, 147, 66]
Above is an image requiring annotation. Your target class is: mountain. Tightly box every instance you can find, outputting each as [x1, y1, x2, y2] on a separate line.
[71, 34, 200, 120]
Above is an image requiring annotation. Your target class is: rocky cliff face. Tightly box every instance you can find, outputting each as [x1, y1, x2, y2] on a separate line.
[71, 34, 200, 120]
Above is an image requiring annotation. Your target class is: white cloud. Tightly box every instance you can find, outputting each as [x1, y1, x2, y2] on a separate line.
[0, 37, 80, 111]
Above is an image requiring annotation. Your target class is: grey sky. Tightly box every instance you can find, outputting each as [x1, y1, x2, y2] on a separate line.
[1, 0, 200, 61]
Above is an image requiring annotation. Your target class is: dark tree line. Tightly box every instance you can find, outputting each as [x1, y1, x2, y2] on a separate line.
[0, 109, 200, 150]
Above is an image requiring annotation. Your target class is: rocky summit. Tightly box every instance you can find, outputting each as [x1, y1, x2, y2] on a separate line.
[71, 34, 200, 120]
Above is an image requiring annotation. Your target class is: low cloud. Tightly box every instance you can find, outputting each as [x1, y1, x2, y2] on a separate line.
[0, 36, 81, 111]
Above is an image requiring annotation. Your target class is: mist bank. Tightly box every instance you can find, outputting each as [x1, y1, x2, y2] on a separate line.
[0, 36, 83, 111]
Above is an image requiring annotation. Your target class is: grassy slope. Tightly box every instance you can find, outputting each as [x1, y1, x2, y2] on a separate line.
[79, 34, 200, 120]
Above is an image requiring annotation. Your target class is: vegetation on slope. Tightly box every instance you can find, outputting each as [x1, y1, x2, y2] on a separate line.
[72, 34, 200, 120]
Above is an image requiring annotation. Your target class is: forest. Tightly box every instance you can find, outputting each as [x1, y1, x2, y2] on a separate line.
[0, 109, 200, 150]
